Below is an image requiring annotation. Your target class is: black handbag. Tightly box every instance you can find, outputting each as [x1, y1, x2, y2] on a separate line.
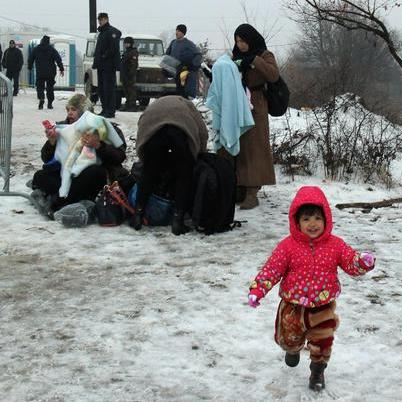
[95, 182, 134, 227]
[265, 75, 290, 117]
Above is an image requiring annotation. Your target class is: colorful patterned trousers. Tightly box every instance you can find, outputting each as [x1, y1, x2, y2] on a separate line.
[274, 300, 339, 363]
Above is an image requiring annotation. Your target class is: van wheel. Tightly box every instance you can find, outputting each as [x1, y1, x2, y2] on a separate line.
[139, 98, 150, 107]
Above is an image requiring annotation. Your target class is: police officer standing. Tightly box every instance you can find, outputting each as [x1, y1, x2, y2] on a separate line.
[92, 12, 121, 118]
[2, 40, 24, 96]
[120, 36, 139, 112]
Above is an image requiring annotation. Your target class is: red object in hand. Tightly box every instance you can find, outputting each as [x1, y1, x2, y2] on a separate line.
[42, 120, 55, 129]
[42, 120, 57, 138]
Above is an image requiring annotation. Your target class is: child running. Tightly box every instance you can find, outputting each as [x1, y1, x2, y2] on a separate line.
[248, 186, 375, 391]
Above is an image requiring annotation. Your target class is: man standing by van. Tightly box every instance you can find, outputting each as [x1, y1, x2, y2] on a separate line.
[166, 24, 202, 99]
[2, 40, 24, 96]
[93, 12, 122, 118]
[120, 36, 139, 112]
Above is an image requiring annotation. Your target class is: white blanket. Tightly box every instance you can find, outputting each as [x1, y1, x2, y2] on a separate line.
[54, 111, 124, 197]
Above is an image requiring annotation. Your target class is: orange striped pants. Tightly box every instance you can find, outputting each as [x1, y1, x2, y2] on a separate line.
[274, 300, 339, 363]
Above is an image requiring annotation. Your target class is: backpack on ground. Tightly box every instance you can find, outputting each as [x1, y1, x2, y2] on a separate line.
[265, 75, 290, 117]
[191, 152, 237, 234]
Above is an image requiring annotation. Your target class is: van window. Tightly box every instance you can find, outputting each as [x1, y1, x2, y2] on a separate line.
[120, 39, 164, 56]
[86, 40, 96, 57]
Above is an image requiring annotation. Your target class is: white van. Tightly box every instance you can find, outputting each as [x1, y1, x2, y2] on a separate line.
[83, 33, 176, 107]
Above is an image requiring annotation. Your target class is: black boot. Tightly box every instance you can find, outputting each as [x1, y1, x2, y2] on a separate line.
[38, 99, 45, 110]
[47, 102, 53, 109]
[285, 352, 300, 367]
[309, 361, 327, 391]
[171, 210, 190, 236]
[236, 185, 247, 204]
[130, 208, 144, 230]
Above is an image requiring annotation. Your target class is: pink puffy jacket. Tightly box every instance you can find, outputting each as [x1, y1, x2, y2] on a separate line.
[249, 186, 375, 308]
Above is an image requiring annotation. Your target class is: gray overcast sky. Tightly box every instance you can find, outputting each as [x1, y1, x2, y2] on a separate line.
[1, 0, 402, 58]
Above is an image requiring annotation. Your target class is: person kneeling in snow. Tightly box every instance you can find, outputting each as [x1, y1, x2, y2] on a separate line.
[30, 94, 128, 217]
[130, 95, 208, 235]
[247, 186, 375, 392]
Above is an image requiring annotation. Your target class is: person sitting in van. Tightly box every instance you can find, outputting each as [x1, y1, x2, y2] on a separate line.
[30, 94, 128, 217]
[130, 95, 208, 235]
[120, 36, 139, 112]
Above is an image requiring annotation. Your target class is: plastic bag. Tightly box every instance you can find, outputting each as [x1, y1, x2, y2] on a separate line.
[54, 200, 96, 228]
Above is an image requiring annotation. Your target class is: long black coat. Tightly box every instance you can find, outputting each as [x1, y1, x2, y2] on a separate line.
[93, 23, 122, 71]
[2, 47, 24, 72]
[28, 43, 64, 78]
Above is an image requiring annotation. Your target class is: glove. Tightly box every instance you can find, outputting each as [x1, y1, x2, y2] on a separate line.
[360, 252, 375, 268]
[248, 293, 260, 308]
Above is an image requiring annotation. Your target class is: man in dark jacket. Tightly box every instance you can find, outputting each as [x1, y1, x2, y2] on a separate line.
[28, 35, 64, 109]
[166, 24, 202, 99]
[92, 12, 122, 118]
[120, 36, 139, 111]
[2, 40, 24, 96]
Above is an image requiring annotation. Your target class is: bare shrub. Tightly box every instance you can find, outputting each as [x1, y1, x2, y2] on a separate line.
[272, 94, 402, 186]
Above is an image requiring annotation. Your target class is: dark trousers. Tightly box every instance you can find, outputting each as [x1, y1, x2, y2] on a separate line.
[32, 165, 107, 205]
[97, 69, 117, 115]
[175, 71, 197, 99]
[136, 126, 195, 212]
[121, 75, 137, 107]
[36, 75, 56, 103]
[6, 70, 20, 95]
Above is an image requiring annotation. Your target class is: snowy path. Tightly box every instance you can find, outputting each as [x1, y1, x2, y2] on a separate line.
[1, 91, 401, 402]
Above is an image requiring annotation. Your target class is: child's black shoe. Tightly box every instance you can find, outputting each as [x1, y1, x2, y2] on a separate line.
[285, 352, 300, 367]
[309, 361, 327, 391]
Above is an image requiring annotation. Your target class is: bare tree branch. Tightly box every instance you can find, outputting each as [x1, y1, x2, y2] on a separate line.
[288, 0, 402, 68]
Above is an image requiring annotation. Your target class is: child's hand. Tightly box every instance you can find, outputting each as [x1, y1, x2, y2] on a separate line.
[248, 294, 260, 308]
[360, 252, 375, 268]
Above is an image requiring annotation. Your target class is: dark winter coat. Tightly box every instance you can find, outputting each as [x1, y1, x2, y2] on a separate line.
[121, 46, 138, 81]
[92, 22, 122, 71]
[41, 119, 128, 183]
[2, 47, 24, 72]
[28, 43, 64, 78]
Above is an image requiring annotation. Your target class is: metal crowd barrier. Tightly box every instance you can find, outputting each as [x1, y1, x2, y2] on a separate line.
[0, 72, 39, 209]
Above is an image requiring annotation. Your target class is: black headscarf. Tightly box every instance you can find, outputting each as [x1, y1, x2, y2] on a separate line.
[232, 23, 267, 61]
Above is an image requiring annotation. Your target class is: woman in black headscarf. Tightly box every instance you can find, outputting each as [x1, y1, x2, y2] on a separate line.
[230, 23, 279, 209]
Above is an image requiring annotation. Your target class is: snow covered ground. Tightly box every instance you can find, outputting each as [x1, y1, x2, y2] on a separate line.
[1, 89, 402, 402]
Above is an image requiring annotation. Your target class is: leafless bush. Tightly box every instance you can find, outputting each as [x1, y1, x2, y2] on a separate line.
[272, 95, 402, 186]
